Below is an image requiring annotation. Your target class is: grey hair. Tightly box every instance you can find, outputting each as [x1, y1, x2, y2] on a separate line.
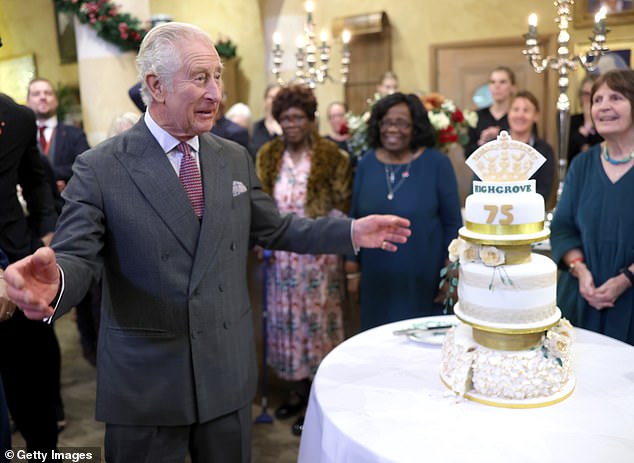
[136, 22, 215, 107]
[225, 102, 252, 121]
[107, 112, 140, 137]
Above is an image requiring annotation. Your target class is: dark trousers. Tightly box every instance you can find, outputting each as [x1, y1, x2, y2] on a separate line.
[105, 403, 252, 463]
[0, 379, 10, 462]
[0, 312, 59, 451]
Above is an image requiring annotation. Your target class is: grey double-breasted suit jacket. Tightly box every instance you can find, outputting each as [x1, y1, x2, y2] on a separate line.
[51, 120, 354, 425]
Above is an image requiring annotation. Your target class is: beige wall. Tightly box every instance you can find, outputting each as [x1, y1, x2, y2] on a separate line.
[0, 0, 78, 104]
[1, 1, 632, 129]
[150, 0, 267, 116]
[266, 0, 634, 130]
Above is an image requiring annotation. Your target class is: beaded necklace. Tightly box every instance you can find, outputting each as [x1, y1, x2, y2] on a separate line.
[602, 143, 634, 165]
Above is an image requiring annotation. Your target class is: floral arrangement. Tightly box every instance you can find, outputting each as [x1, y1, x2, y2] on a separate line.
[344, 93, 382, 161]
[53, 0, 238, 58]
[535, 319, 574, 367]
[448, 238, 506, 268]
[420, 93, 478, 152]
[54, 0, 148, 52]
[439, 238, 509, 313]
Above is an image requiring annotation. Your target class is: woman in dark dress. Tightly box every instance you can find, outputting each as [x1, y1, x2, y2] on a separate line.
[346, 93, 462, 330]
[465, 66, 516, 157]
[551, 69, 634, 345]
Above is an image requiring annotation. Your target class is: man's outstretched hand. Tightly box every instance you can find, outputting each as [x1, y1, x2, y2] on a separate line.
[352, 215, 411, 252]
[4, 247, 60, 320]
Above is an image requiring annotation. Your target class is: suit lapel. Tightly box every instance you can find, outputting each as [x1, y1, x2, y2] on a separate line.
[114, 122, 201, 256]
[190, 134, 230, 289]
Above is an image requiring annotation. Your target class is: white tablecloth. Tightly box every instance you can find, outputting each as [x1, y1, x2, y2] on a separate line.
[298, 316, 634, 463]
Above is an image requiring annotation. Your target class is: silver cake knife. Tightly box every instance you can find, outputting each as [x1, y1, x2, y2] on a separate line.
[392, 322, 455, 336]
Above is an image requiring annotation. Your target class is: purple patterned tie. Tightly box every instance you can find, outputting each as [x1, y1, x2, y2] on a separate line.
[177, 142, 204, 218]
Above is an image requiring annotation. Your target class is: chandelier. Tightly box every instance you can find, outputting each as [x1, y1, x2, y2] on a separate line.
[271, 0, 351, 88]
[522, 0, 609, 199]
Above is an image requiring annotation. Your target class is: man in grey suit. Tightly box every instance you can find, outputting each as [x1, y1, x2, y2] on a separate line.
[4, 22, 410, 462]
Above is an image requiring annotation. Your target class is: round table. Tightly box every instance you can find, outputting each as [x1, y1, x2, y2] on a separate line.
[298, 316, 634, 463]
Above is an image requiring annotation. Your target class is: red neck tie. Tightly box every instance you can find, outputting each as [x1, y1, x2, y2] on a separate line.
[177, 142, 204, 219]
[39, 125, 49, 155]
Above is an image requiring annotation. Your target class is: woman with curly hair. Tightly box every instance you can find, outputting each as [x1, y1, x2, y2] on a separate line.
[255, 84, 352, 435]
[346, 92, 462, 330]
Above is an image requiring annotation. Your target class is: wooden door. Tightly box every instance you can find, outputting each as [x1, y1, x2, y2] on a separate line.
[333, 12, 391, 114]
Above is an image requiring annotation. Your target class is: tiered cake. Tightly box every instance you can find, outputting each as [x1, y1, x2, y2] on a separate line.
[440, 131, 575, 408]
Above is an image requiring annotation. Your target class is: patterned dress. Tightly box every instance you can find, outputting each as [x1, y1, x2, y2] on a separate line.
[266, 150, 345, 380]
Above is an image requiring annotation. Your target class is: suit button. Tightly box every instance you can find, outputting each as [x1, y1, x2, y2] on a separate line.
[161, 253, 169, 261]
[218, 284, 224, 292]
[223, 321, 231, 329]
[230, 242, 236, 251]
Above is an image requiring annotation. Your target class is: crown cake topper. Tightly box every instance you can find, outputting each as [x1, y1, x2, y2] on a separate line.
[466, 131, 546, 182]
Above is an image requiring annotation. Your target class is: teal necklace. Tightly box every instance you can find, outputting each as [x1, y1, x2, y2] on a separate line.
[602, 143, 634, 165]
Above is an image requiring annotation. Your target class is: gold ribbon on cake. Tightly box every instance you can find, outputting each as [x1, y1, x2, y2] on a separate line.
[472, 328, 543, 351]
[465, 221, 544, 236]
[501, 245, 531, 264]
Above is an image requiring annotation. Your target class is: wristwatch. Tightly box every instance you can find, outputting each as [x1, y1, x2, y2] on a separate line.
[618, 267, 634, 287]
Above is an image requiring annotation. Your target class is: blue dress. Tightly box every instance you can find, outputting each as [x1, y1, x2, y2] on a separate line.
[349, 148, 462, 330]
[551, 145, 634, 345]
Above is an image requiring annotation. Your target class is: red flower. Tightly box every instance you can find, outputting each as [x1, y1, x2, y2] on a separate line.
[338, 122, 349, 135]
[118, 22, 129, 39]
[438, 127, 458, 144]
[451, 109, 464, 123]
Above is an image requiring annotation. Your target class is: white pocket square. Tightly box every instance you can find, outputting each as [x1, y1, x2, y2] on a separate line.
[232, 181, 247, 197]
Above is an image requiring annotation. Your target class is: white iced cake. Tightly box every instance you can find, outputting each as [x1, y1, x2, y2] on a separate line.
[440, 131, 574, 407]
[456, 253, 559, 329]
[461, 180, 549, 244]
[441, 323, 574, 405]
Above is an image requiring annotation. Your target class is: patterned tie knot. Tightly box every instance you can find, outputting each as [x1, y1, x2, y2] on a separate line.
[177, 142, 204, 218]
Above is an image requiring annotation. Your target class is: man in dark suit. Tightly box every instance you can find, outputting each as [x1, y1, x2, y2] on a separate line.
[0, 93, 59, 453]
[4, 22, 410, 463]
[26, 78, 90, 193]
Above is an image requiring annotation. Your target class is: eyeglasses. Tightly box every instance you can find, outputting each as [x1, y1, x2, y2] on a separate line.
[279, 114, 308, 125]
[379, 118, 411, 130]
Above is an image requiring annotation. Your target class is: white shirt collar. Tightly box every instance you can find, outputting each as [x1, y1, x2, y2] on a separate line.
[39, 115, 58, 129]
[144, 109, 200, 154]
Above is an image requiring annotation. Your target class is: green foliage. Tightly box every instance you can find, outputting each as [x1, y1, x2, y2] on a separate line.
[215, 39, 237, 59]
[438, 260, 460, 314]
[54, 0, 237, 58]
